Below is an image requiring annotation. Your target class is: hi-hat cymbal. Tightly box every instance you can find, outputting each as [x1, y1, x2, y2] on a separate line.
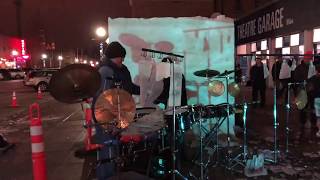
[228, 82, 241, 97]
[194, 69, 220, 78]
[295, 89, 308, 110]
[208, 80, 225, 96]
[49, 64, 101, 103]
[94, 89, 136, 129]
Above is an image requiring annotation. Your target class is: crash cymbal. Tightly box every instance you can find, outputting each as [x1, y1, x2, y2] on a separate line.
[194, 69, 220, 78]
[295, 89, 308, 110]
[228, 82, 241, 97]
[49, 64, 101, 104]
[217, 70, 235, 77]
[208, 80, 225, 96]
[94, 89, 136, 129]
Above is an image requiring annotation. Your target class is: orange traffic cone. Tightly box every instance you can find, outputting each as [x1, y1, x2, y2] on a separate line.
[11, 91, 18, 107]
[37, 87, 42, 99]
[29, 103, 47, 180]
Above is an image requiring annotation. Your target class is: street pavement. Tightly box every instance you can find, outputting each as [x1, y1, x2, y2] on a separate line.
[0, 80, 86, 180]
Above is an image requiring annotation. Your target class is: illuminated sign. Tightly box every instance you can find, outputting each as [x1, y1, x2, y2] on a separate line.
[235, 0, 320, 45]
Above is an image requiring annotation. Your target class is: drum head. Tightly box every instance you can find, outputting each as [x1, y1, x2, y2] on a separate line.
[208, 80, 225, 97]
[121, 110, 165, 136]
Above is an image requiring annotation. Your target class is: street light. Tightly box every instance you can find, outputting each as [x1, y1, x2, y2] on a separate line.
[41, 53, 47, 68]
[95, 26, 107, 61]
[95, 27, 106, 38]
[57, 55, 63, 68]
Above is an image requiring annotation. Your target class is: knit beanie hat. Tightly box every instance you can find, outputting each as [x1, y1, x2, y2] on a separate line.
[104, 41, 126, 59]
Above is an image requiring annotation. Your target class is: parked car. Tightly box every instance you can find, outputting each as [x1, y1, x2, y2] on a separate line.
[23, 69, 58, 91]
[8, 69, 26, 79]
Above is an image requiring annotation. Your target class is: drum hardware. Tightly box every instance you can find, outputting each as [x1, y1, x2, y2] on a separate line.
[220, 70, 232, 170]
[228, 102, 250, 172]
[265, 74, 280, 165]
[188, 105, 210, 180]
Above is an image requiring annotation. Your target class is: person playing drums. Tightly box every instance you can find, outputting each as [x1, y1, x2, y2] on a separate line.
[93, 41, 140, 179]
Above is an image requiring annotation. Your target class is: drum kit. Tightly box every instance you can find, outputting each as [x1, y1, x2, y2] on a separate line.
[49, 64, 309, 179]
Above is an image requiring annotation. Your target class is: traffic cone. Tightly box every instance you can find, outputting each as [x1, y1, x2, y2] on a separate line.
[37, 87, 42, 99]
[29, 103, 47, 180]
[11, 91, 18, 107]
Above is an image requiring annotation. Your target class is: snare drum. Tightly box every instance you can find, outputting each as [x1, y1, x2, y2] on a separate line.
[121, 110, 165, 144]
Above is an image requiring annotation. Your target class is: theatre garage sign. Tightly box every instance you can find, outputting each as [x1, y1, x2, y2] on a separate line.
[235, 0, 320, 45]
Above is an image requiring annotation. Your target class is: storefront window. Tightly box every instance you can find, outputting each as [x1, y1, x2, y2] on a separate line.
[261, 40, 267, 50]
[276, 37, 283, 48]
[299, 45, 304, 54]
[282, 47, 290, 54]
[313, 28, 320, 42]
[251, 43, 256, 52]
[290, 33, 300, 46]
[237, 44, 247, 54]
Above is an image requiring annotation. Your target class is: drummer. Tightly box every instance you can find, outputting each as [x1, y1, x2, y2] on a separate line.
[93, 41, 140, 179]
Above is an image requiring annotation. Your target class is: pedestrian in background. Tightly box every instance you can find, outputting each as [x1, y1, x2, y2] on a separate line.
[250, 57, 268, 107]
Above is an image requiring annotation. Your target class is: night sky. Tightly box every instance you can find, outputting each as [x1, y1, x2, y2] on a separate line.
[0, 0, 258, 56]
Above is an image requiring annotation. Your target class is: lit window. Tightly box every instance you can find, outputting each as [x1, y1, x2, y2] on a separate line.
[251, 43, 256, 52]
[299, 45, 304, 54]
[313, 28, 320, 42]
[237, 45, 247, 54]
[276, 37, 283, 48]
[282, 47, 290, 54]
[290, 33, 299, 46]
[261, 40, 267, 50]
[256, 51, 261, 54]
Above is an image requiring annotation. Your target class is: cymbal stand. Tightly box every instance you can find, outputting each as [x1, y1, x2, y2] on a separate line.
[171, 58, 188, 180]
[265, 77, 279, 164]
[229, 103, 248, 171]
[223, 71, 232, 169]
[285, 83, 291, 154]
[189, 106, 208, 180]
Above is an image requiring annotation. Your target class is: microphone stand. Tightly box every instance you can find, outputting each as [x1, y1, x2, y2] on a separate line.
[140, 48, 187, 179]
[171, 58, 188, 180]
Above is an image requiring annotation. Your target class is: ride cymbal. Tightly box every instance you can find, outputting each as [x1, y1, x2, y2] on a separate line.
[94, 89, 136, 129]
[49, 64, 101, 103]
[194, 69, 220, 78]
